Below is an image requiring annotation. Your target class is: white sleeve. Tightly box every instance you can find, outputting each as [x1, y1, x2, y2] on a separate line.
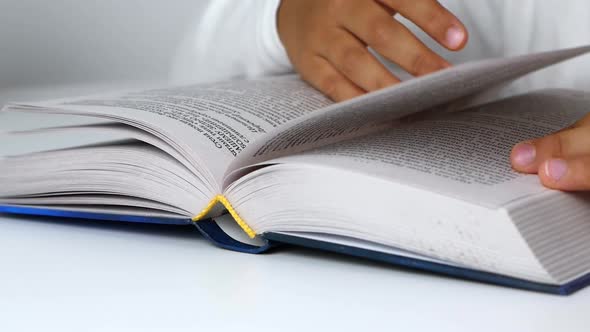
[443, 0, 590, 93]
[171, 0, 293, 84]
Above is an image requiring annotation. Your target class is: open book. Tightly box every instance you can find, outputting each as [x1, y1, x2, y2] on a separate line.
[2, 46, 590, 295]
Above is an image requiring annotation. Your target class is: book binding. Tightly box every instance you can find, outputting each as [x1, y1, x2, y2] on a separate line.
[192, 195, 257, 238]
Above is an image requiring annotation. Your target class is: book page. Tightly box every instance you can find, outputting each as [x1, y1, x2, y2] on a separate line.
[4, 76, 332, 189]
[259, 89, 590, 208]
[226, 46, 590, 181]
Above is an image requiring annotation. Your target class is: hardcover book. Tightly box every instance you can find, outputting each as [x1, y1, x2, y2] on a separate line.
[2, 46, 590, 295]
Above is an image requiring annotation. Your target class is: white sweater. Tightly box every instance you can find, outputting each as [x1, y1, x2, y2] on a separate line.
[172, 0, 590, 93]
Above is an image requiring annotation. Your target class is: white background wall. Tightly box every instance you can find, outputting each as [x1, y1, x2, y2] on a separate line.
[0, 0, 207, 89]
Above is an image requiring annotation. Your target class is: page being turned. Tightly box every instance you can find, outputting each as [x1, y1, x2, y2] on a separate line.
[225, 46, 590, 186]
[262, 89, 590, 207]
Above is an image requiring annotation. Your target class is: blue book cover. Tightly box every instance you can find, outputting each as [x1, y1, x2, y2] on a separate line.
[2, 204, 589, 295]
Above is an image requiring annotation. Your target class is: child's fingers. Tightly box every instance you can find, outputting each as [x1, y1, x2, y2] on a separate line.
[379, 0, 468, 50]
[300, 55, 366, 102]
[318, 28, 401, 92]
[340, 1, 450, 76]
[538, 156, 590, 191]
[511, 126, 590, 174]
[277, 0, 469, 102]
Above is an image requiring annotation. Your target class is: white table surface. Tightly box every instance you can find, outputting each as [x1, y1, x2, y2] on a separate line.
[1, 84, 589, 332]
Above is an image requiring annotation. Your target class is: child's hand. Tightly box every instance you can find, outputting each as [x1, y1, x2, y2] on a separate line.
[277, 0, 468, 102]
[511, 115, 590, 191]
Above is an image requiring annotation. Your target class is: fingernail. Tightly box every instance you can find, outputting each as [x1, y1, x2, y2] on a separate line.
[445, 25, 465, 49]
[512, 143, 536, 167]
[545, 159, 568, 182]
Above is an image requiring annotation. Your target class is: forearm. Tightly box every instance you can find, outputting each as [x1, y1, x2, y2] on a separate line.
[171, 0, 292, 84]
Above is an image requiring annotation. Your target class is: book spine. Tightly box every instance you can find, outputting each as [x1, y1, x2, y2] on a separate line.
[192, 195, 257, 238]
